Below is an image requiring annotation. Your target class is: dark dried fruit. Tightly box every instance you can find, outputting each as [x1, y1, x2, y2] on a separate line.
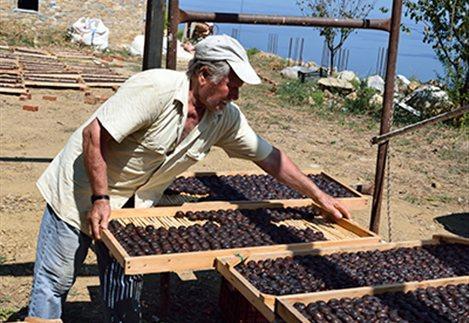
[164, 173, 356, 200]
[294, 284, 469, 322]
[109, 206, 326, 256]
[236, 244, 469, 295]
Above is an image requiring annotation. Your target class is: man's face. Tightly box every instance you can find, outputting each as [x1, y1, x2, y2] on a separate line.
[199, 70, 244, 112]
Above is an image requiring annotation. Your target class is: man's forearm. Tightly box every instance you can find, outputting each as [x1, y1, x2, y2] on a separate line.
[82, 119, 109, 195]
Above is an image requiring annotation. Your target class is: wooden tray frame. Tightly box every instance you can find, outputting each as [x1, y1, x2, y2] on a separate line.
[159, 169, 370, 210]
[215, 234, 469, 322]
[101, 200, 380, 275]
[276, 274, 469, 323]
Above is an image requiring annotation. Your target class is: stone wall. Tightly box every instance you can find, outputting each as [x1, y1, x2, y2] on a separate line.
[1, 0, 148, 48]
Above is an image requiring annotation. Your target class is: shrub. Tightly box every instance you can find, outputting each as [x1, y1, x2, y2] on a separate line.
[277, 80, 320, 106]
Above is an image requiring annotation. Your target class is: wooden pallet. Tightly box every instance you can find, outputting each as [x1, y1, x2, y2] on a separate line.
[215, 234, 469, 322]
[276, 275, 469, 323]
[158, 169, 369, 210]
[101, 200, 379, 275]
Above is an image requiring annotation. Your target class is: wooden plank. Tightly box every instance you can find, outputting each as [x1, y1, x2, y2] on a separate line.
[24, 81, 87, 90]
[85, 82, 123, 88]
[101, 229, 129, 269]
[120, 237, 379, 275]
[175, 270, 197, 281]
[217, 257, 278, 321]
[433, 234, 469, 245]
[276, 276, 469, 323]
[175, 168, 323, 178]
[112, 199, 372, 219]
[0, 87, 27, 95]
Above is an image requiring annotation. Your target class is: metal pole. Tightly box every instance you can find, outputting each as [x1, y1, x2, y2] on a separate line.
[179, 10, 390, 31]
[166, 0, 179, 70]
[142, 0, 165, 70]
[372, 105, 469, 145]
[299, 38, 304, 65]
[369, 0, 402, 234]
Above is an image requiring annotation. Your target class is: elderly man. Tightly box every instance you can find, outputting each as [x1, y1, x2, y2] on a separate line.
[28, 35, 350, 322]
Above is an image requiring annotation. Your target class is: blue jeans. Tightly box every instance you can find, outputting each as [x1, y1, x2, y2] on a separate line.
[28, 205, 143, 322]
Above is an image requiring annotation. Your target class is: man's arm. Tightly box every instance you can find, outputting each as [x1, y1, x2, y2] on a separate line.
[255, 147, 351, 220]
[82, 118, 113, 239]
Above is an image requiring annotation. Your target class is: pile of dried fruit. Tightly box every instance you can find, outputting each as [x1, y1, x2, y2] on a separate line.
[236, 244, 469, 295]
[294, 284, 468, 322]
[164, 173, 356, 200]
[109, 206, 326, 256]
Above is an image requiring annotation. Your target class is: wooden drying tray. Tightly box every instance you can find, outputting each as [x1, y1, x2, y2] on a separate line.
[101, 200, 379, 275]
[215, 234, 469, 322]
[158, 169, 369, 210]
[24, 80, 87, 90]
[277, 275, 469, 322]
[0, 87, 27, 95]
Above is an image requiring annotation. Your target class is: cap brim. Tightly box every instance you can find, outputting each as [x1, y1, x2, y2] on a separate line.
[227, 60, 261, 85]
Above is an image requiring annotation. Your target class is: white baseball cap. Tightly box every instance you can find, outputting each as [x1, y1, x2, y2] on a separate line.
[194, 34, 261, 85]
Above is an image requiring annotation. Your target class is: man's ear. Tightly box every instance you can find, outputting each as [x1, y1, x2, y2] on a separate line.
[197, 66, 211, 86]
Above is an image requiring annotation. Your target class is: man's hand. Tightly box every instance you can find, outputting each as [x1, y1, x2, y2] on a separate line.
[316, 192, 351, 221]
[87, 200, 111, 240]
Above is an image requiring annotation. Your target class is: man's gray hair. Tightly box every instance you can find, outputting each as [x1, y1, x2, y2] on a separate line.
[186, 59, 230, 84]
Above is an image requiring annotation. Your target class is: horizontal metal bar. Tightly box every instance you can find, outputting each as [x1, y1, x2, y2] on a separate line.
[179, 10, 390, 32]
[371, 105, 469, 145]
[0, 156, 53, 163]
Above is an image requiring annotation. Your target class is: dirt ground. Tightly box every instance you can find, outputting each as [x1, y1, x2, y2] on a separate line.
[0, 53, 467, 322]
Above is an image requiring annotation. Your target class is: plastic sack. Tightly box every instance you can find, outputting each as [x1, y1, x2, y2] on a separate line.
[69, 17, 109, 51]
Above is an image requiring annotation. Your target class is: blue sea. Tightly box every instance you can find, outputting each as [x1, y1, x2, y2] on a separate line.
[180, 0, 443, 81]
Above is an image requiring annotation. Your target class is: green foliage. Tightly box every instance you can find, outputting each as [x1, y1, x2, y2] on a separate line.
[404, 0, 468, 106]
[342, 85, 380, 118]
[277, 80, 320, 106]
[246, 47, 260, 58]
[296, 0, 376, 74]
[310, 90, 325, 107]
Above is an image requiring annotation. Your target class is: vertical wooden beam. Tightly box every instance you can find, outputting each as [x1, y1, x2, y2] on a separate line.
[166, 0, 179, 70]
[369, 0, 403, 233]
[160, 272, 171, 317]
[143, 0, 165, 70]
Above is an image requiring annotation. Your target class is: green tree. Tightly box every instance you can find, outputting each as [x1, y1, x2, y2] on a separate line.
[296, 0, 376, 75]
[404, 0, 468, 105]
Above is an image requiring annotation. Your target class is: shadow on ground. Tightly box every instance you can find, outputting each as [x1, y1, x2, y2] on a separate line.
[6, 271, 224, 323]
[434, 212, 469, 238]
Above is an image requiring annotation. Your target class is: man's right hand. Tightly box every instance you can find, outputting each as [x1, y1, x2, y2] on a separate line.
[87, 200, 111, 240]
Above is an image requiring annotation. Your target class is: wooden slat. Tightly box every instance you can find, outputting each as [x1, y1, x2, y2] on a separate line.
[24, 81, 86, 89]
[276, 276, 469, 323]
[175, 270, 197, 281]
[101, 229, 129, 269]
[122, 237, 379, 275]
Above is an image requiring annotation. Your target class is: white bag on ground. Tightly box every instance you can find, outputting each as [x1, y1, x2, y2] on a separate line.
[70, 17, 109, 50]
[129, 35, 145, 56]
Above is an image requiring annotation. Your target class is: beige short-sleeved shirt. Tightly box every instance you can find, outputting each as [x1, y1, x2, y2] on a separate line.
[37, 69, 272, 233]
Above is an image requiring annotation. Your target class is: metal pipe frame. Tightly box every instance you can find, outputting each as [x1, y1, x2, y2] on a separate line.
[165, 0, 403, 234]
[369, 0, 402, 234]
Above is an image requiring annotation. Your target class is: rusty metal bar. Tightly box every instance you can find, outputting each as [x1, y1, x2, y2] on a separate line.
[166, 0, 179, 70]
[143, 0, 165, 70]
[179, 10, 390, 31]
[372, 105, 469, 145]
[369, 0, 403, 234]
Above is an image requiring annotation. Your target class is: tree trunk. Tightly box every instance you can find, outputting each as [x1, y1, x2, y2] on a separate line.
[329, 48, 334, 76]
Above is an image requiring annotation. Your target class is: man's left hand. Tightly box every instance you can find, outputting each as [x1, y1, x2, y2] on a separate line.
[316, 193, 351, 221]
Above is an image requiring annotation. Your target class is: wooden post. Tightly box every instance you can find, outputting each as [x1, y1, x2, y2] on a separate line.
[160, 272, 170, 317]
